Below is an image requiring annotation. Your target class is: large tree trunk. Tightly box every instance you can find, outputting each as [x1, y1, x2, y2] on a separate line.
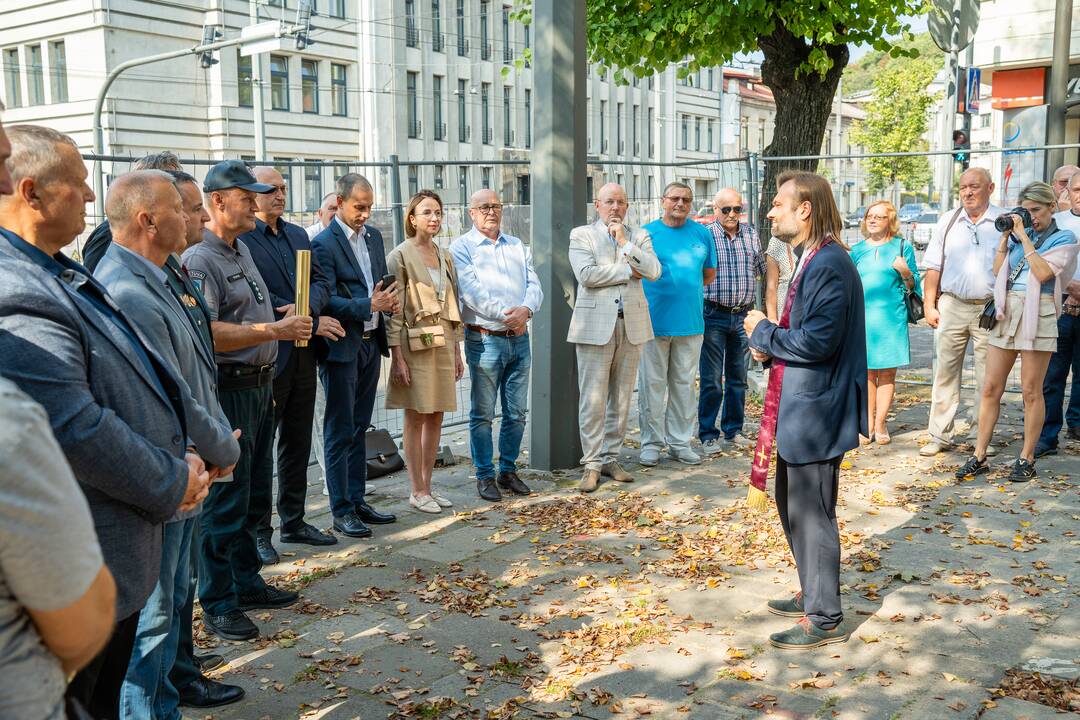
[755, 27, 848, 240]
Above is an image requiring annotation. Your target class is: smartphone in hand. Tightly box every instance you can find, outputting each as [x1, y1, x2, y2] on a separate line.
[378, 273, 396, 290]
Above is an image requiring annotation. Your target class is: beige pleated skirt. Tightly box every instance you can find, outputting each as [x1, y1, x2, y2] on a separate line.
[989, 291, 1059, 352]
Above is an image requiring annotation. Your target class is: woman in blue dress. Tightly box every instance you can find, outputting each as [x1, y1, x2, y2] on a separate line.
[850, 201, 919, 445]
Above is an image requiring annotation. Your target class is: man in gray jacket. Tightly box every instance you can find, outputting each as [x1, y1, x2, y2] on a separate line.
[96, 170, 245, 715]
[0, 126, 210, 718]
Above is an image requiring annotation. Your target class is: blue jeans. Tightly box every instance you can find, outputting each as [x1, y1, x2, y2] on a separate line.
[1039, 312, 1080, 449]
[697, 305, 749, 442]
[121, 517, 195, 720]
[465, 328, 531, 479]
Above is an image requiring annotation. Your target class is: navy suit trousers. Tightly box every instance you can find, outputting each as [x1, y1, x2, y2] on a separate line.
[320, 337, 382, 518]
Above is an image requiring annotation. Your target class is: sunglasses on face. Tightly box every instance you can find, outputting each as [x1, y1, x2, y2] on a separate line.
[717, 206, 743, 215]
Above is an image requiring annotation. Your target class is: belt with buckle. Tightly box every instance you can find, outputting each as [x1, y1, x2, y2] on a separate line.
[942, 292, 991, 306]
[218, 362, 275, 390]
[466, 324, 524, 338]
[1064, 304, 1080, 317]
[362, 330, 374, 340]
[706, 299, 752, 313]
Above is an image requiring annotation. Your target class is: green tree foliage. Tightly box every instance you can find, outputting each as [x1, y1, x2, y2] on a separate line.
[850, 56, 940, 195]
[843, 33, 943, 96]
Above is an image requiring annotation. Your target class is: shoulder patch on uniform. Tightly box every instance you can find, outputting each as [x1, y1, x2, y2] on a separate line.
[187, 268, 207, 281]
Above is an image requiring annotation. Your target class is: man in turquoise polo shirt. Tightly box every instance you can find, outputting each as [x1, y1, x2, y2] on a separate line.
[638, 182, 717, 466]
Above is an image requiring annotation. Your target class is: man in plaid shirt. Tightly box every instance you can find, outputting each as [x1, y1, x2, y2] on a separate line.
[699, 188, 764, 454]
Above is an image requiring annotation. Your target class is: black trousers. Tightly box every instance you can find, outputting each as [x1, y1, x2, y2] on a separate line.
[65, 610, 141, 719]
[257, 346, 317, 540]
[775, 453, 843, 629]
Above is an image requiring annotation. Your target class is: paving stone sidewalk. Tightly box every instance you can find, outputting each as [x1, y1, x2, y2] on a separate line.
[187, 386, 1078, 720]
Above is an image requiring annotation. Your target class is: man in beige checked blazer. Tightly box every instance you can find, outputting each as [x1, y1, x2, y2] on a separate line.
[568, 183, 662, 492]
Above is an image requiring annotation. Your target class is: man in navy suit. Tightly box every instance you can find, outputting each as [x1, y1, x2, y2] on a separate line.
[243, 166, 345, 562]
[744, 170, 867, 650]
[311, 173, 400, 538]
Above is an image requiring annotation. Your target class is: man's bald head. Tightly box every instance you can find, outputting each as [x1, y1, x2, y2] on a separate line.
[594, 182, 628, 224]
[713, 187, 743, 232]
[468, 188, 502, 238]
[251, 166, 287, 222]
[105, 170, 177, 232]
[469, 188, 500, 207]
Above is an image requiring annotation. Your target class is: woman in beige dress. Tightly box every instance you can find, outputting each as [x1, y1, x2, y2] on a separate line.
[386, 191, 465, 513]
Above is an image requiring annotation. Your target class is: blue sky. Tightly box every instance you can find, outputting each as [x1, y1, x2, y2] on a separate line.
[849, 13, 929, 61]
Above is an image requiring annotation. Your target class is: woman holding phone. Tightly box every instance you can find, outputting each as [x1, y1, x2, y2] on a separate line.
[386, 191, 465, 513]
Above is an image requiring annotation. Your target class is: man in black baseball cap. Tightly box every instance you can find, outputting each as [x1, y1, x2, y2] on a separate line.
[202, 159, 275, 195]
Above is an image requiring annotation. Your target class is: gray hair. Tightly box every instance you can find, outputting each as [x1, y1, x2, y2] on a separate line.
[662, 181, 692, 198]
[132, 151, 182, 172]
[321, 191, 337, 204]
[336, 173, 373, 199]
[5, 124, 80, 188]
[105, 169, 176, 232]
[959, 167, 992, 185]
[1018, 181, 1058, 208]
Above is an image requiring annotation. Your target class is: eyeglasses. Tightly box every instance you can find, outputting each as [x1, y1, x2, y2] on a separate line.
[664, 196, 692, 205]
[717, 205, 743, 215]
[415, 209, 443, 218]
[865, 214, 889, 221]
[472, 204, 503, 214]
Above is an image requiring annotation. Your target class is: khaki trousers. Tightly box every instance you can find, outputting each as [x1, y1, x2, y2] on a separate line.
[927, 293, 990, 443]
[576, 318, 641, 471]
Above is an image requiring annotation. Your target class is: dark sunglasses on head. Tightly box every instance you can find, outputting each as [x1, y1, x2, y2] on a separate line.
[718, 206, 743, 215]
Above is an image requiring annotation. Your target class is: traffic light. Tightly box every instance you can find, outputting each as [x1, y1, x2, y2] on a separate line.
[198, 25, 222, 69]
[952, 129, 970, 170]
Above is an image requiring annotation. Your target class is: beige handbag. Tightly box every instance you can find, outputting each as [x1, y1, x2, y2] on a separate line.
[404, 248, 447, 351]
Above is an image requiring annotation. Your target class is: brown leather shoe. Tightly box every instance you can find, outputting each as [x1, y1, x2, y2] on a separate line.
[601, 462, 633, 483]
[578, 469, 600, 493]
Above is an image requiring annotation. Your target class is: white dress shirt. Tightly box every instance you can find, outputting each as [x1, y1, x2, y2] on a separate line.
[334, 215, 379, 331]
[920, 204, 1005, 300]
[449, 226, 543, 331]
[304, 220, 326, 240]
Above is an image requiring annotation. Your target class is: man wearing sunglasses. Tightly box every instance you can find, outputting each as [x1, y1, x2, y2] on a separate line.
[699, 188, 764, 455]
[919, 167, 1005, 457]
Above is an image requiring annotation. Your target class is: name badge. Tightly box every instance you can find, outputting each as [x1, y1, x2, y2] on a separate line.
[226, 272, 245, 282]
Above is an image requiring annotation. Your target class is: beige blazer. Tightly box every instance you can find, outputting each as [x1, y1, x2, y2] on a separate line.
[567, 220, 661, 346]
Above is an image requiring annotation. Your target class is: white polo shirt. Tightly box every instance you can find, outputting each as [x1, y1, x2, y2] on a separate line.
[921, 204, 1005, 300]
[1053, 209, 1080, 282]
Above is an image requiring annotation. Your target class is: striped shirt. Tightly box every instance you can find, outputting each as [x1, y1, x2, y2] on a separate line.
[705, 221, 764, 307]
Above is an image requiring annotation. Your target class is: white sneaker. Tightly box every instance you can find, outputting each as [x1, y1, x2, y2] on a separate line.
[919, 440, 951, 457]
[430, 491, 453, 508]
[409, 494, 441, 513]
[727, 433, 755, 449]
[669, 447, 701, 465]
[702, 438, 725, 455]
[639, 447, 661, 466]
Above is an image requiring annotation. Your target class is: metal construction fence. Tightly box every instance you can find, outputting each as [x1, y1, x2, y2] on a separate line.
[75, 142, 1080, 434]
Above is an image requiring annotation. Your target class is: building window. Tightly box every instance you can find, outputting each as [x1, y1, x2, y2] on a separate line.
[48, 41, 67, 103]
[707, 119, 714, 152]
[304, 164, 321, 211]
[681, 114, 688, 151]
[632, 174, 639, 200]
[433, 75, 445, 140]
[407, 71, 420, 138]
[740, 117, 749, 152]
[327, 0, 345, 18]
[980, 113, 991, 129]
[502, 4, 512, 63]
[456, 0, 468, 56]
[434, 164, 445, 189]
[237, 52, 253, 107]
[301, 59, 318, 113]
[523, 23, 530, 66]
[647, 107, 654, 157]
[27, 44, 44, 106]
[517, 174, 530, 205]
[408, 165, 419, 196]
[481, 82, 491, 144]
[459, 165, 468, 202]
[331, 63, 347, 116]
[503, 86, 512, 146]
[270, 55, 289, 110]
[631, 104, 638, 155]
[599, 100, 606, 152]
[405, 0, 418, 47]
[758, 119, 766, 151]
[457, 78, 468, 142]
[481, 166, 491, 189]
[274, 158, 293, 211]
[432, 0, 444, 52]
[648, 74, 654, 90]
[2, 48, 21, 108]
[524, 88, 531, 148]
[694, 116, 701, 151]
[708, 68, 714, 91]
[480, 0, 491, 60]
[616, 102, 623, 154]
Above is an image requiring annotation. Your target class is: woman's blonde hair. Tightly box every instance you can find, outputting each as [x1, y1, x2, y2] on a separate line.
[405, 189, 443, 238]
[1017, 181, 1057, 209]
[860, 201, 900, 239]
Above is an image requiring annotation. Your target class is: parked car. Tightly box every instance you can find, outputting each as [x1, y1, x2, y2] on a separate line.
[907, 212, 939, 250]
[898, 203, 926, 223]
[693, 205, 716, 225]
[846, 206, 867, 228]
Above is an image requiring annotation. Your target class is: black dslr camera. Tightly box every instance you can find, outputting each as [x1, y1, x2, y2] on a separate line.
[994, 206, 1033, 234]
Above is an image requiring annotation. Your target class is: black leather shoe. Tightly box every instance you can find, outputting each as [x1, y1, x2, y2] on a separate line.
[497, 471, 531, 496]
[193, 653, 224, 672]
[178, 676, 246, 708]
[202, 610, 258, 641]
[238, 585, 299, 610]
[355, 501, 396, 525]
[256, 537, 279, 565]
[477, 476, 502, 502]
[280, 522, 338, 546]
[332, 512, 373, 538]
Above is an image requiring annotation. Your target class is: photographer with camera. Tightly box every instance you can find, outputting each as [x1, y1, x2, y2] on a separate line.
[956, 182, 1079, 482]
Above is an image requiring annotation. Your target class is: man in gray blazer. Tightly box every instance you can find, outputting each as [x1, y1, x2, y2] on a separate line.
[0, 125, 210, 718]
[568, 182, 661, 492]
[96, 170, 246, 715]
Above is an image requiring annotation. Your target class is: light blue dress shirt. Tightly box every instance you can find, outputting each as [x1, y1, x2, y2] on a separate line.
[450, 226, 543, 331]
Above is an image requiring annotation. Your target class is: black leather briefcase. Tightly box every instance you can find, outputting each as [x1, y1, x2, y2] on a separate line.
[366, 426, 404, 479]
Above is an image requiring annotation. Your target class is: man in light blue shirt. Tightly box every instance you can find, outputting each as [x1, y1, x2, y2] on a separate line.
[450, 189, 543, 501]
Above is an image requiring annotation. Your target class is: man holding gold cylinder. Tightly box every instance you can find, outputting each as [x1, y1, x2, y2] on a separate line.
[244, 166, 344, 563]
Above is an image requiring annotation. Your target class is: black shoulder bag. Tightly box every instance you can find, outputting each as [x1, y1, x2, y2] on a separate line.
[898, 237, 924, 324]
